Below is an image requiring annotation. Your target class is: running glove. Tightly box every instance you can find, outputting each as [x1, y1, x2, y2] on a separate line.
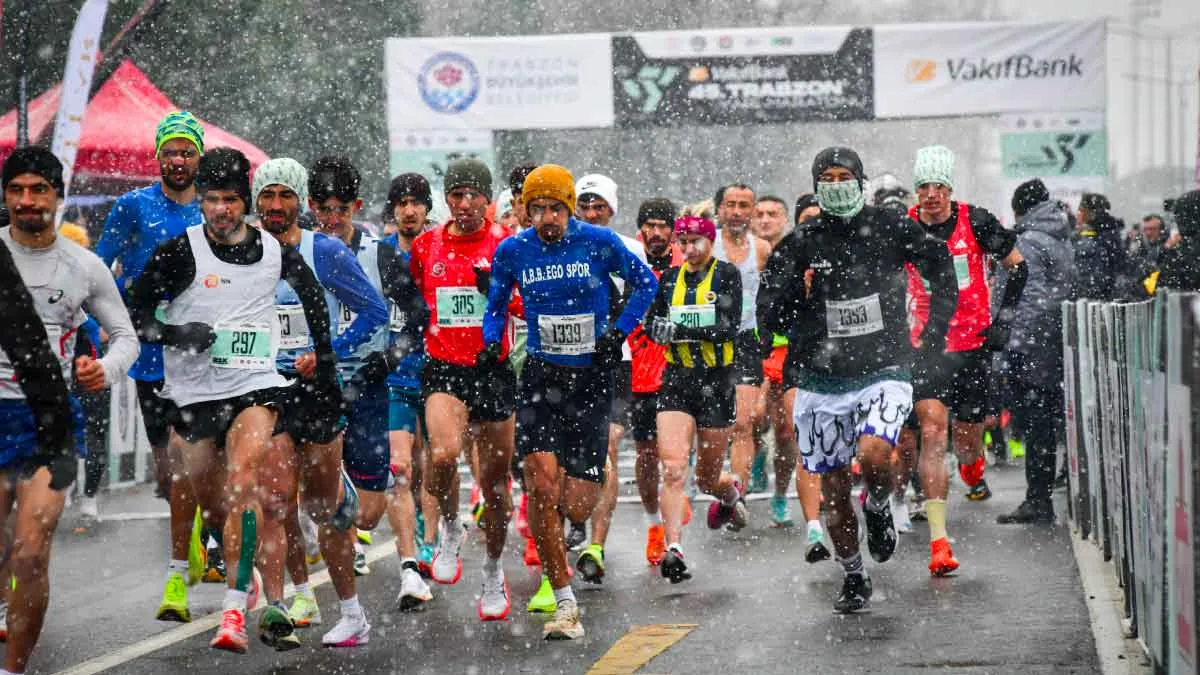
[474, 266, 492, 296]
[980, 322, 1011, 352]
[648, 317, 675, 345]
[28, 451, 77, 491]
[593, 328, 626, 368]
[476, 341, 503, 369]
[162, 322, 217, 354]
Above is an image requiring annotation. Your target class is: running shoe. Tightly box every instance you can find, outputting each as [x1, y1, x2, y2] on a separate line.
[78, 495, 100, 529]
[863, 499, 897, 563]
[645, 524, 666, 566]
[210, 608, 248, 653]
[805, 528, 832, 564]
[965, 479, 992, 502]
[996, 499, 1054, 524]
[203, 539, 227, 583]
[353, 547, 370, 576]
[683, 496, 692, 525]
[522, 536, 541, 567]
[300, 511, 322, 566]
[660, 547, 691, 584]
[543, 599, 584, 640]
[246, 567, 262, 611]
[331, 468, 359, 531]
[155, 572, 191, 623]
[1009, 437, 1026, 459]
[749, 450, 769, 494]
[431, 517, 467, 584]
[770, 495, 794, 528]
[929, 537, 960, 577]
[399, 566, 432, 612]
[478, 571, 511, 621]
[322, 611, 370, 647]
[259, 602, 301, 651]
[891, 495, 914, 534]
[527, 575, 555, 614]
[188, 508, 205, 586]
[0, 599, 7, 642]
[288, 591, 323, 627]
[515, 492, 531, 539]
[417, 542, 435, 578]
[469, 485, 483, 528]
[564, 522, 587, 551]
[909, 494, 928, 522]
[356, 530, 373, 546]
[833, 574, 872, 613]
[576, 544, 605, 584]
[415, 508, 426, 544]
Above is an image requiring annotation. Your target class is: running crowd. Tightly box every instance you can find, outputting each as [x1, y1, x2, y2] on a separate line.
[1, 111, 1199, 672]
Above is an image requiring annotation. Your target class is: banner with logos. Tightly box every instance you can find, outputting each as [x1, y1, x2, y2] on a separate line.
[384, 35, 614, 132]
[388, 129, 496, 225]
[51, 0, 109, 201]
[997, 111, 1107, 221]
[874, 20, 1105, 119]
[611, 26, 872, 127]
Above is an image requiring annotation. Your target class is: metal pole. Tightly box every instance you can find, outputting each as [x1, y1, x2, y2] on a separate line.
[1166, 36, 1174, 185]
[13, 5, 30, 147]
[1132, 19, 1141, 173]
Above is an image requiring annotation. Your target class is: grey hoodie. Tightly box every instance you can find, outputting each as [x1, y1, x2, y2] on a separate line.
[1006, 200, 1074, 388]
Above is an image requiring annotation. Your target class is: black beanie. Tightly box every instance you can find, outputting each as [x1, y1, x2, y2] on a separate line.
[509, 164, 537, 193]
[637, 198, 677, 226]
[1174, 190, 1200, 237]
[3, 146, 64, 195]
[1080, 192, 1111, 216]
[1011, 178, 1049, 217]
[387, 173, 432, 212]
[811, 147, 865, 189]
[196, 147, 252, 207]
[794, 193, 819, 223]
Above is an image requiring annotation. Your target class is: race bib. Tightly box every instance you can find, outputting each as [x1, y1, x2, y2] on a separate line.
[276, 305, 309, 349]
[435, 286, 485, 327]
[388, 303, 407, 333]
[669, 304, 716, 343]
[537, 313, 595, 356]
[741, 290, 755, 325]
[211, 322, 273, 370]
[0, 324, 64, 381]
[952, 254, 971, 290]
[825, 294, 884, 338]
[336, 304, 357, 337]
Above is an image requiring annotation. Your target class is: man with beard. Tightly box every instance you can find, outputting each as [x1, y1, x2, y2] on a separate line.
[2, 147, 140, 671]
[711, 184, 771, 529]
[254, 158, 387, 648]
[96, 112, 212, 619]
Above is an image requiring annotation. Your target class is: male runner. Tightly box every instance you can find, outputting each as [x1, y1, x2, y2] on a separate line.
[761, 147, 957, 612]
[628, 198, 683, 565]
[252, 158, 387, 647]
[567, 173, 647, 582]
[906, 145, 1027, 576]
[407, 158, 518, 621]
[712, 184, 771, 527]
[0, 148, 139, 673]
[96, 112, 212, 614]
[483, 163, 656, 639]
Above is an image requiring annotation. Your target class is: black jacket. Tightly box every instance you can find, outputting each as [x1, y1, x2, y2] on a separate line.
[1073, 213, 1130, 300]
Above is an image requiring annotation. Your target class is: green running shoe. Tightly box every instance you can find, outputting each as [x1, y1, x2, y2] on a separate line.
[527, 575, 556, 614]
[770, 495, 794, 528]
[749, 451, 769, 494]
[155, 572, 190, 623]
[576, 544, 605, 584]
[259, 602, 301, 651]
[288, 591, 323, 627]
[187, 508, 205, 586]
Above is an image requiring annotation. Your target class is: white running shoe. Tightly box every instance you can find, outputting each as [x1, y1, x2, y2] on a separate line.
[543, 599, 584, 640]
[478, 570, 510, 621]
[321, 610, 370, 647]
[79, 495, 99, 522]
[891, 496, 914, 534]
[432, 517, 467, 585]
[398, 567, 432, 612]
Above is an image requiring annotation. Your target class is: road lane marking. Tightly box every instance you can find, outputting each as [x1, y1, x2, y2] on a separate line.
[52, 536, 398, 675]
[587, 623, 697, 675]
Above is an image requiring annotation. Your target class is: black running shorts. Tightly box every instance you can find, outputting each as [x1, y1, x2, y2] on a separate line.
[516, 357, 613, 484]
[657, 364, 736, 429]
[421, 358, 516, 423]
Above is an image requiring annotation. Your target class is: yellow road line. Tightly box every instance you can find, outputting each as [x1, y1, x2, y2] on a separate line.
[587, 623, 697, 675]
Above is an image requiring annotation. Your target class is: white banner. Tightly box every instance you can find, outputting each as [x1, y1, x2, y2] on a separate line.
[385, 34, 614, 131]
[874, 20, 1106, 119]
[51, 0, 109, 199]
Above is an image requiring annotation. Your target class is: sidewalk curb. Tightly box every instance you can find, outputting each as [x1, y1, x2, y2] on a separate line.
[1069, 526, 1154, 674]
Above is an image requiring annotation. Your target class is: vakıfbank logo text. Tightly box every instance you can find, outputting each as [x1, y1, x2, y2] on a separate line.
[906, 53, 1084, 83]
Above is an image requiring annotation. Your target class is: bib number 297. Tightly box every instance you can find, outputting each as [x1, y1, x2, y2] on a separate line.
[230, 330, 259, 356]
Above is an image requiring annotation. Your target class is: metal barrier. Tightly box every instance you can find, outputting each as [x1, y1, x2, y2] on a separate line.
[1063, 293, 1199, 673]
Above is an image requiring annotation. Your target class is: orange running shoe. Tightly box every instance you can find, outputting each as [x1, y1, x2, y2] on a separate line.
[210, 608, 248, 653]
[523, 536, 541, 566]
[645, 524, 666, 565]
[515, 493, 531, 539]
[929, 537, 959, 577]
[683, 497, 692, 526]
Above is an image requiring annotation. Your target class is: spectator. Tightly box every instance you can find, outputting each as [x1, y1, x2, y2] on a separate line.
[1129, 213, 1169, 266]
[1073, 192, 1129, 300]
[1155, 190, 1200, 292]
[998, 179, 1075, 524]
[793, 193, 819, 229]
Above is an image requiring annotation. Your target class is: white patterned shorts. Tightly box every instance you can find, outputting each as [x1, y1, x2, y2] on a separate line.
[793, 379, 913, 474]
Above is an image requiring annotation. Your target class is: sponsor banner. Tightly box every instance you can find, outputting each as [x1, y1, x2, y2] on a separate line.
[51, 0, 109, 200]
[389, 129, 495, 225]
[384, 35, 614, 131]
[874, 20, 1106, 119]
[999, 111, 1107, 179]
[612, 27, 871, 127]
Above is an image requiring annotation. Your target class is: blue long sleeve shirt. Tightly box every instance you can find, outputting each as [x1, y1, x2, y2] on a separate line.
[484, 218, 657, 367]
[95, 183, 202, 381]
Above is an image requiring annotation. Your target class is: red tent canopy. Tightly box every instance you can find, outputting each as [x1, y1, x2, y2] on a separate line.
[0, 60, 268, 185]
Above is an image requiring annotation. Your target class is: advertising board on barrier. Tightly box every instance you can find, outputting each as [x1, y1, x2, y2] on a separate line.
[385, 35, 614, 131]
[874, 20, 1106, 119]
[612, 26, 872, 126]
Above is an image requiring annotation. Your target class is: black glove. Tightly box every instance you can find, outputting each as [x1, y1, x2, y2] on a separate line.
[27, 451, 76, 491]
[163, 322, 216, 354]
[356, 351, 392, 387]
[593, 328, 626, 368]
[918, 326, 947, 355]
[648, 317, 675, 345]
[474, 265, 491, 296]
[476, 341, 503, 370]
[980, 322, 1011, 352]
